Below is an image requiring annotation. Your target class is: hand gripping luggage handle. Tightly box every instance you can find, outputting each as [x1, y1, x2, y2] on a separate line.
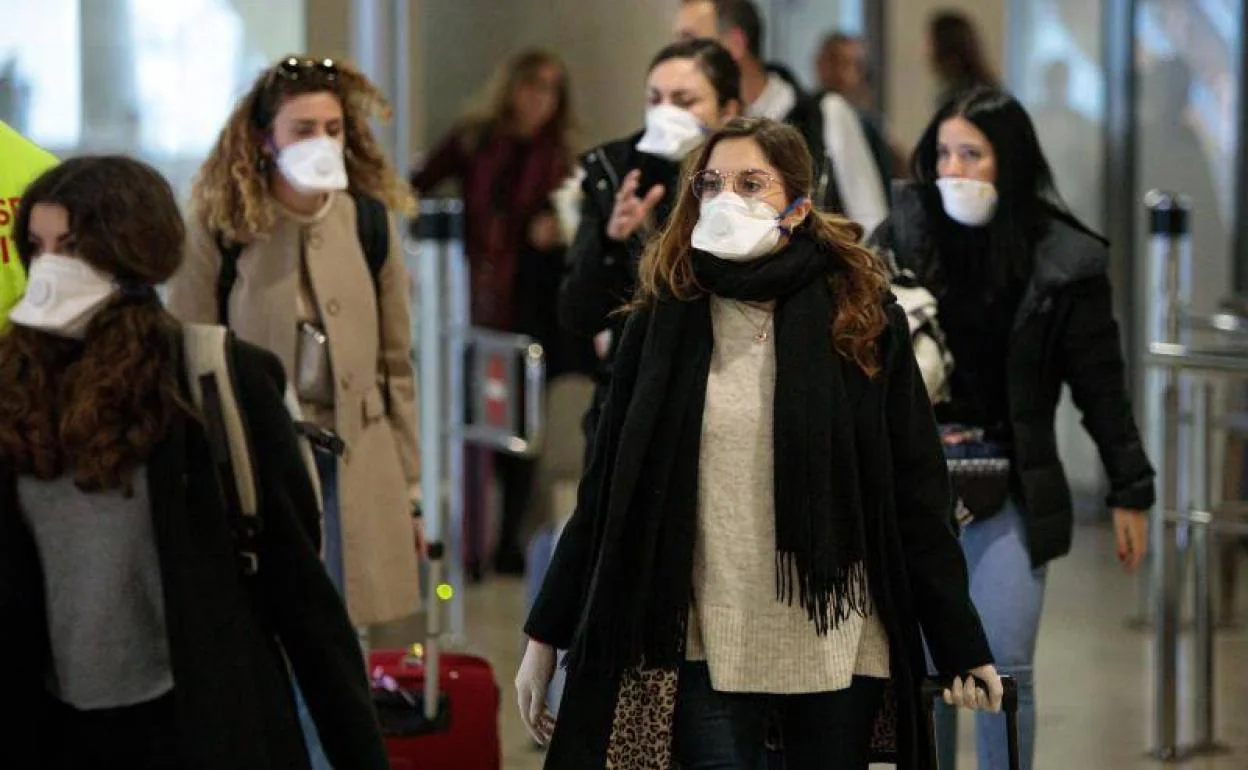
[921, 675, 1020, 770]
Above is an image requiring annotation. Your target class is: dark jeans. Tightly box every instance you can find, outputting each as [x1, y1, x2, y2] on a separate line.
[48, 691, 180, 770]
[673, 663, 884, 770]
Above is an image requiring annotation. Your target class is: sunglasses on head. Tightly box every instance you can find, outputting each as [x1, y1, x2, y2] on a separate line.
[268, 56, 339, 87]
[253, 56, 340, 127]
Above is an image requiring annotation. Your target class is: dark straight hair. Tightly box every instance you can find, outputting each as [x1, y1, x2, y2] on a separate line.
[648, 38, 742, 107]
[910, 87, 1102, 294]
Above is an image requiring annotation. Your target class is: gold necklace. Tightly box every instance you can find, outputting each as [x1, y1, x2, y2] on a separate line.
[729, 300, 773, 343]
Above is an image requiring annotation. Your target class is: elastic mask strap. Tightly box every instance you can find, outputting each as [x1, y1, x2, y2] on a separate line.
[118, 280, 158, 303]
[776, 196, 808, 236]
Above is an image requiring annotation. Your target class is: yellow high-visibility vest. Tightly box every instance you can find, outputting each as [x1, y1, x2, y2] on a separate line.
[0, 120, 59, 328]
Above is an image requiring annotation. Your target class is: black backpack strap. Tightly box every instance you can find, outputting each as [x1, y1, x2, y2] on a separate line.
[216, 235, 245, 326]
[349, 191, 393, 416]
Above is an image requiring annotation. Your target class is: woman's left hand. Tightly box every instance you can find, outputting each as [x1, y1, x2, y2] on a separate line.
[943, 664, 1004, 713]
[1112, 507, 1149, 573]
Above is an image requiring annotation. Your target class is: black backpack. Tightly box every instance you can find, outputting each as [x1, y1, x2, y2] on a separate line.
[215, 191, 393, 413]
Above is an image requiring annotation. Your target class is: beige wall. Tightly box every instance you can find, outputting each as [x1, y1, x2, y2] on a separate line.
[417, 0, 676, 158]
[885, 0, 1007, 152]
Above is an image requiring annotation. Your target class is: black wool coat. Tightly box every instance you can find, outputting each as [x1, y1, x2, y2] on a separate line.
[0, 338, 390, 770]
[527, 294, 994, 770]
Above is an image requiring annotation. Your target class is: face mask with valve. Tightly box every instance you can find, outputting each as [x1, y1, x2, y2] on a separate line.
[635, 104, 709, 161]
[276, 135, 349, 195]
[935, 177, 998, 227]
[690, 193, 807, 262]
[8, 254, 123, 339]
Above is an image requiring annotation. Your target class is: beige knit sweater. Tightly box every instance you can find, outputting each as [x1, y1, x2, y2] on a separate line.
[685, 297, 890, 694]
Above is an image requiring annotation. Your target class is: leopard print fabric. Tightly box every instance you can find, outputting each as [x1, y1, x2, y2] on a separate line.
[870, 681, 900, 760]
[605, 667, 680, 770]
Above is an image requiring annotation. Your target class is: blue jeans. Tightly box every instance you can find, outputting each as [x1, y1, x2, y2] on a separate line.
[672, 662, 884, 770]
[295, 451, 344, 770]
[933, 502, 1046, 770]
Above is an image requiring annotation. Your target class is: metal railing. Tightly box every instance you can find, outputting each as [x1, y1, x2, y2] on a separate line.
[1141, 191, 1244, 761]
[412, 198, 547, 717]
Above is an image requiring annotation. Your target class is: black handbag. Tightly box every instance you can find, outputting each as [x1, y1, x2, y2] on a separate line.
[942, 426, 1012, 527]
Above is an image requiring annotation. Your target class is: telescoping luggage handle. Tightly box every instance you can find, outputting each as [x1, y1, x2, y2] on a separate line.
[920, 675, 1020, 770]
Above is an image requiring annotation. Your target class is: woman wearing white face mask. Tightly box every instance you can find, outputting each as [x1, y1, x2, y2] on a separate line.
[166, 56, 420, 770]
[517, 118, 1002, 770]
[869, 88, 1154, 770]
[168, 54, 421, 615]
[0, 156, 389, 770]
[560, 38, 741, 460]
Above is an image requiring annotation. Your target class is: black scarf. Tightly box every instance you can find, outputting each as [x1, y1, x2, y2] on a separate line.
[570, 233, 871, 675]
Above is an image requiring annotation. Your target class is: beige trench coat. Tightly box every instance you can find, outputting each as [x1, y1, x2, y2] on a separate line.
[167, 193, 421, 625]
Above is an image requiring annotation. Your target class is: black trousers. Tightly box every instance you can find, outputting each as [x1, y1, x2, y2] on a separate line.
[673, 663, 884, 770]
[48, 691, 180, 770]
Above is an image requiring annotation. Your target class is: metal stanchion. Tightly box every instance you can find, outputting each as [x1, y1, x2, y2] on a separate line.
[1188, 381, 1219, 752]
[1140, 190, 1238, 761]
[1144, 191, 1191, 760]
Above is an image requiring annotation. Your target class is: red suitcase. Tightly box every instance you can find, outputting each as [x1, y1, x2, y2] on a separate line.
[369, 646, 501, 770]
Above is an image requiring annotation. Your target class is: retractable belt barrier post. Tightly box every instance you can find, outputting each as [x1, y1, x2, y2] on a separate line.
[1143, 190, 1191, 760]
[410, 198, 547, 721]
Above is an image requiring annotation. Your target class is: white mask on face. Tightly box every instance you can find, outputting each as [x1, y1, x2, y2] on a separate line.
[691, 193, 802, 262]
[276, 135, 349, 195]
[936, 177, 998, 227]
[8, 254, 119, 339]
[635, 104, 708, 161]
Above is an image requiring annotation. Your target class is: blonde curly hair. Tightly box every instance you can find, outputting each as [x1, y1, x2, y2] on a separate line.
[192, 56, 415, 245]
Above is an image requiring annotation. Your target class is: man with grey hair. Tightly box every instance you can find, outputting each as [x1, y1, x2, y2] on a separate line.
[675, 0, 888, 232]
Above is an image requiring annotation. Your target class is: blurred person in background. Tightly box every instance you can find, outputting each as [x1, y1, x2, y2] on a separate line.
[870, 88, 1154, 770]
[559, 38, 741, 457]
[675, 0, 888, 232]
[0, 119, 58, 327]
[927, 11, 1000, 108]
[411, 49, 576, 575]
[0, 156, 388, 770]
[166, 55, 421, 770]
[814, 31, 905, 183]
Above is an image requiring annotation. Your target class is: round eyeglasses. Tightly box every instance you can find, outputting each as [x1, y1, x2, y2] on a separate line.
[689, 169, 781, 200]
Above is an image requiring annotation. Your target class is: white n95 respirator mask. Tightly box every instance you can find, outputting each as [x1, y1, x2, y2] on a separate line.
[9, 254, 120, 339]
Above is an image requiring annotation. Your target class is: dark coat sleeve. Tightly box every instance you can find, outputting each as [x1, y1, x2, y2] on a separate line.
[557, 168, 633, 338]
[525, 306, 651, 648]
[230, 343, 390, 770]
[411, 128, 469, 194]
[1057, 275, 1156, 510]
[0, 475, 49, 768]
[882, 306, 994, 676]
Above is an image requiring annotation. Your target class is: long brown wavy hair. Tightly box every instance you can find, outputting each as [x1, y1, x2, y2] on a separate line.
[635, 117, 889, 375]
[192, 55, 414, 245]
[457, 48, 576, 168]
[0, 156, 186, 491]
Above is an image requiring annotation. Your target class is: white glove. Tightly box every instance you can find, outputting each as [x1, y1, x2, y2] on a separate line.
[942, 663, 1004, 713]
[515, 639, 558, 745]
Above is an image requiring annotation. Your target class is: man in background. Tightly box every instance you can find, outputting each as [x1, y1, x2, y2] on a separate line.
[675, 0, 888, 233]
[816, 31, 905, 184]
[0, 120, 58, 327]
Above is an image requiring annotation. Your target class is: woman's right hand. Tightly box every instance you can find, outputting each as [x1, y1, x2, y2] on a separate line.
[606, 169, 665, 242]
[515, 638, 558, 745]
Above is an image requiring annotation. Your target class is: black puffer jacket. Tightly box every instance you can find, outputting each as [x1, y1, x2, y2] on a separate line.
[870, 183, 1156, 567]
[558, 133, 681, 449]
[558, 132, 679, 344]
